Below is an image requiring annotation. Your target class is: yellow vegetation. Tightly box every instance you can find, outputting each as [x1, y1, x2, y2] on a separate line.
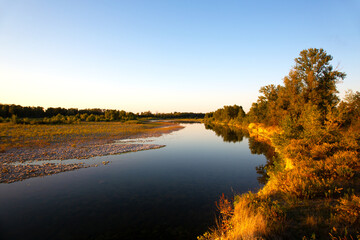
[198, 193, 269, 240]
[200, 122, 360, 239]
[247, 123, 280, 145]
[224, 197, 267, 240]
[284, 157, 294, 170]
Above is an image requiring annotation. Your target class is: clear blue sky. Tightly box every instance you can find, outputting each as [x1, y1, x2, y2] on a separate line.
[1, 0, 359, 113]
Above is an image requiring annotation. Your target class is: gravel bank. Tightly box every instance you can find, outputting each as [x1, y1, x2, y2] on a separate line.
[0, 124, 183, 183]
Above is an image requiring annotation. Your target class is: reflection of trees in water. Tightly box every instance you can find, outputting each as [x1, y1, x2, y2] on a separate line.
[204, 124, 247, 142]
[248, 138, 278, 183]
[205, 123, 278, 185]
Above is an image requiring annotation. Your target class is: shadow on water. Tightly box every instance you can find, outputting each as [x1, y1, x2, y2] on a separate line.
[0, 123, 277, 240]
[204, 123, 278, 185]
[204, 123, 247, 143]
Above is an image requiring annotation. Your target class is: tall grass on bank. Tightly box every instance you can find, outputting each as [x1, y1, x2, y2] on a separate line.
[198, 192, 284, 240]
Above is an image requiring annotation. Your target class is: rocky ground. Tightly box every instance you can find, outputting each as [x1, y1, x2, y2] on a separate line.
[0, 124, 183, 183]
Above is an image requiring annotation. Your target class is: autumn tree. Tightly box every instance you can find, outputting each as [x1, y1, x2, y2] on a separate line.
[249, 48, 346, 126]
[290, 48, 345, 113]
[338, 90, 360, 129]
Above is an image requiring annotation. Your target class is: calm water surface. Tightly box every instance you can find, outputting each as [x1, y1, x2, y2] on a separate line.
[0, 123, 273, 240]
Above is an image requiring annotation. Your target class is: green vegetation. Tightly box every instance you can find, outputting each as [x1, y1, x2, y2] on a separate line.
[201, 48, 360, 239]
[0, 104, 204, 124]
[204, 105, 246, 126]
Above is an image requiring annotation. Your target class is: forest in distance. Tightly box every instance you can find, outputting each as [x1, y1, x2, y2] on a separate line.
[199, 48, 360, 239]
[0, 104, 204, 124]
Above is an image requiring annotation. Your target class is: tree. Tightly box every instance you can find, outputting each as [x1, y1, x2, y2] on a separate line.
[291, 48, 346, 113]
[247, 48, 345, 127]
[236, 106, 246, 122]
[338, 90, 360, 128]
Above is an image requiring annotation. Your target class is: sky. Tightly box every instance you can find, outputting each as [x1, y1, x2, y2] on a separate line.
[0, 0, 359, 113]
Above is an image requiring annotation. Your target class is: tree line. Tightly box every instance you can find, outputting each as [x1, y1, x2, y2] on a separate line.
[205, 48, 359, 132]
[0, 104, 204, 124]
[140, 111, 204, 119]
[0, 105, 104, 119]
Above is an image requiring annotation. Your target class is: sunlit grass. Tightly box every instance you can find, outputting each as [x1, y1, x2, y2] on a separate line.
[0, 121, 180, 151]
[200, 123, 360, 239]
[224, 196, 268, 240]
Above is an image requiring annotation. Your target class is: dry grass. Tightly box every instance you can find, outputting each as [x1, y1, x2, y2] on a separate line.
[0, 121, 181, 152]
[225, 197, 267, 240]
[198, 193, 281, 240]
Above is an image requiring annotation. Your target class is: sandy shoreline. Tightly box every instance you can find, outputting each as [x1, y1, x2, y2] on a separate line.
[0, 124, 184, 183]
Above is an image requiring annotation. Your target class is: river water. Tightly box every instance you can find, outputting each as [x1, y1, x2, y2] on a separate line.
[0, 123, 274, 240]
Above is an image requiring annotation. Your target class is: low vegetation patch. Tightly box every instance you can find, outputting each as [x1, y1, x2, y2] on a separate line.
[0, 121, 179, 152]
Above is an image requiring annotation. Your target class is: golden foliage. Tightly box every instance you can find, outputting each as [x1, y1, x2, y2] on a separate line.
[334, 195, 360, 226]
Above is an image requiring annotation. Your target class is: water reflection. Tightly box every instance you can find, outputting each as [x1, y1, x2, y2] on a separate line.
[205, 124, 246, 143]
[0, 123, 274, 240]
[205, 123, 277, 185]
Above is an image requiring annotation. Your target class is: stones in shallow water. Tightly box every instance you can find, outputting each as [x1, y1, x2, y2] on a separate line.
[0, 143, 165, 183]
[0, 124, 183, 183]
[0, 143, 165, 163]
[0, 162, 86, 183]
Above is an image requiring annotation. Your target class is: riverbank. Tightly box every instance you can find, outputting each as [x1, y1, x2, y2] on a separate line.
[199, 121, 360, 239]
[0, 121, 184, 183]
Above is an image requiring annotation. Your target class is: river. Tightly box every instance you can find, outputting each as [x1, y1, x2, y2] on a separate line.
[0, 123, 274, 240]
